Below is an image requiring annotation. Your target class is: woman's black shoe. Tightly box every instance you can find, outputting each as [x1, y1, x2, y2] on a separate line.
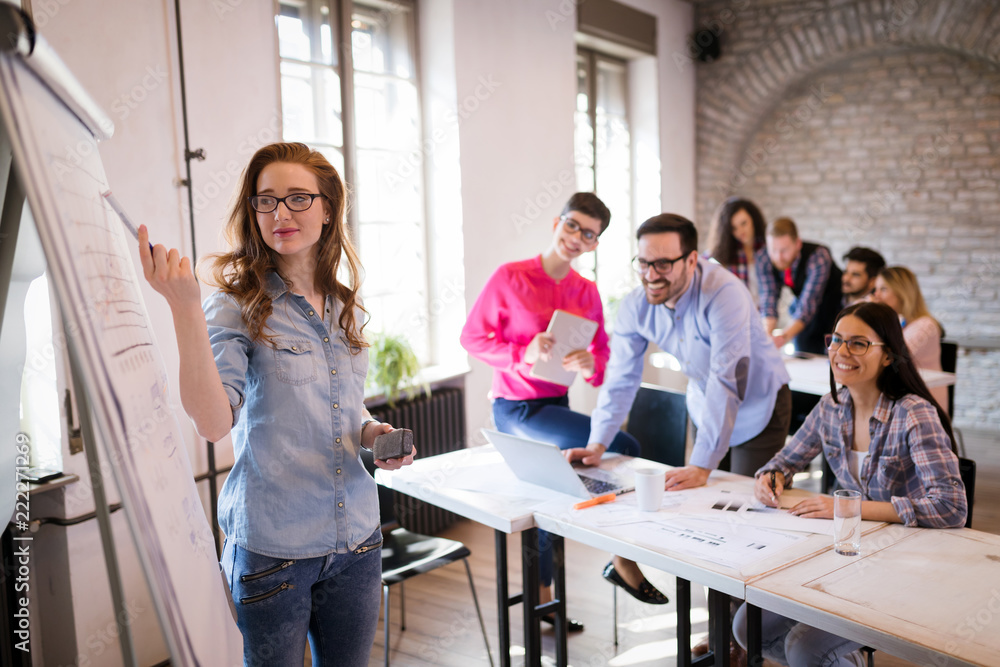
[602, 561, 669, 604]
[540, 615, 585, 632]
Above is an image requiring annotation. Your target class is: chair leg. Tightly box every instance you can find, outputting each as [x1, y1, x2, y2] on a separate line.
[463, 558, 495, 667]
[383, 584, 391, 667]
[400, 581, 406, 631]
[612, 585, 618, 647]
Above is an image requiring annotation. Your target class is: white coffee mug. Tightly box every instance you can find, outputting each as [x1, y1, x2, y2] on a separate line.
[634, 468, 666, 512]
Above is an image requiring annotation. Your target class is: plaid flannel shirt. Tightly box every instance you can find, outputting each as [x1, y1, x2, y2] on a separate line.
[757, 388, 967, 528]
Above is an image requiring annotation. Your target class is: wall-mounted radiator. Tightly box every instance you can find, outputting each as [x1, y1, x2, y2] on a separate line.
[368, 387, 464, 535]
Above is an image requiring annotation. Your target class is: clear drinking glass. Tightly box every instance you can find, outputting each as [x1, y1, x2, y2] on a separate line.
[833, 489, 862, 556]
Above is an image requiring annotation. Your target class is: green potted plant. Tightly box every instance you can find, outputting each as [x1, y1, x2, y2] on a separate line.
[367, 332, 429, 407]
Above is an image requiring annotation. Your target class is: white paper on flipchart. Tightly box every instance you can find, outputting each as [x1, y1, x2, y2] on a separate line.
[0, 52, 242, 664]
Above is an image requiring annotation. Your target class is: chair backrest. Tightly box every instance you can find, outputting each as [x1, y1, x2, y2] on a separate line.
[626, 383, 688, 467]
[958, 456, 976, 529]
[941, 340, 958, 417]
[360, 448, 400, 531]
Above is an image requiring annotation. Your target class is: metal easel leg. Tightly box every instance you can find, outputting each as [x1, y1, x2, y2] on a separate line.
[68, 349, 138, 667]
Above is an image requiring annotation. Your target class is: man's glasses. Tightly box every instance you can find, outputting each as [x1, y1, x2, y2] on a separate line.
[249, 193, 325, 213]
[632, 253, 690, 275]
[825, 334, 886, 355]
[561, 216, 599, 243]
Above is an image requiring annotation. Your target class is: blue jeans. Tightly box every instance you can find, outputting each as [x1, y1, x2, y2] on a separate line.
[493, 395, 640, 586]
[733, 602, 863, 666]
[221, 529, 383, 666]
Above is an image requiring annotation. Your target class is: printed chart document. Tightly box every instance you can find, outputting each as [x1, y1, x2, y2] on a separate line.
[528, 309, 599, 386]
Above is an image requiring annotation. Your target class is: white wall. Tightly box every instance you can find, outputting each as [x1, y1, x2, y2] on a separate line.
[27, 0, 695, 662]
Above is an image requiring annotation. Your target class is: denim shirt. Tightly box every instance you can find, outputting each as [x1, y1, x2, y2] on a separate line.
[589, 259, 790, 469]
[205, 272, 378, 558]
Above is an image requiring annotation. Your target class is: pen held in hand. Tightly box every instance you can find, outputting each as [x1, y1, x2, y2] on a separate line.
[102, 190, 154, 251]
[769, 471, 778, 503]
[573, 492, 617, 510]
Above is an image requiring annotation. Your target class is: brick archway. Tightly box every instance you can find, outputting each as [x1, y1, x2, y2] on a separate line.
[695, 0, 1000, 226]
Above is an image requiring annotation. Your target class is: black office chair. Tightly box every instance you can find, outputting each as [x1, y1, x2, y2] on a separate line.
[626, 383, 689, 467]
[939, 340, 965, 457]
[940, 340, 958, 418]
[361, 450, 494, 667]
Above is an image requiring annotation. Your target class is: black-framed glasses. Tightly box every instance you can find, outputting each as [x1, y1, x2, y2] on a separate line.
[560, 216, 599, 243]
[632, 253, 690, 275]
[825, 334, 887, 355]
[248, 193, 325, 213]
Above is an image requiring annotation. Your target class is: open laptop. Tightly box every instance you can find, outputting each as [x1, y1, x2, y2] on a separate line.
[481, 429, 635, 500]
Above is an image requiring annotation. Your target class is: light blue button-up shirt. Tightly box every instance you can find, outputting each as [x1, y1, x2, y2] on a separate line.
[589, 259, 790, 469]
[205, 272, 378, 558]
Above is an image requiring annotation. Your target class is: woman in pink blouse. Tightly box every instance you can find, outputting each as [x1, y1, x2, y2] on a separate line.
[460, 192, 643, 631]
[872, 266, 949, 413]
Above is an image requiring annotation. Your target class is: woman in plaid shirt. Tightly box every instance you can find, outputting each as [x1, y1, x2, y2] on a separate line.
[732, 301, 967, 667]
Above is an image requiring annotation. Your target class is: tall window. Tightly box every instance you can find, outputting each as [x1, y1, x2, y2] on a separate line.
[575, 48, 634, 305]
[278, 0, 430, 360]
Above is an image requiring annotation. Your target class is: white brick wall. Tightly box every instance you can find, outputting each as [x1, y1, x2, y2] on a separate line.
[693, 0, 1000, 430]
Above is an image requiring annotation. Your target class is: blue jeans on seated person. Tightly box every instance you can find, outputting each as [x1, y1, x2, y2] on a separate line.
[221, 528, 383, 666]
[733, 601, 864, 667]
[493, 395, 640, 587]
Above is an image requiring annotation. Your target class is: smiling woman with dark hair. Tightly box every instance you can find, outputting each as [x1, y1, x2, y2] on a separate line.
[707, 197, 767, 304]
[731, 301, 966, 667]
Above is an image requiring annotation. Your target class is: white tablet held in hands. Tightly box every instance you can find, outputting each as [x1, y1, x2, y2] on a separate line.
[528, 309, 599, 386]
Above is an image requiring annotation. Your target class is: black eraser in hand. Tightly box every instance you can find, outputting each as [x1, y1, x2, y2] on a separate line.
[373, 429, 413, 461]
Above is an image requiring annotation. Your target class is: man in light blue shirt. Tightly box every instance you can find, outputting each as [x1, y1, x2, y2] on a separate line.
[568, 213, 791, 487]
[567, 214, 793, 608]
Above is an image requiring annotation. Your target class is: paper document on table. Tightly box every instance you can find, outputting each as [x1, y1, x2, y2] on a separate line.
[673, 487, 834, 535]
[636, 516, 808, 569]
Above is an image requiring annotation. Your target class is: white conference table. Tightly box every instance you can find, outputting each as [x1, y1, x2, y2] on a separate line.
[379, 446, 882, 667]
[783, 352, 956, 396]
[746, 523, 1000, 666]
[531, 467, 884, 667]
[375, 445, 577, 667]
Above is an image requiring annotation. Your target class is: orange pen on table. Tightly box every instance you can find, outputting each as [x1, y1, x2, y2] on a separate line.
[573, 492, 617, 510]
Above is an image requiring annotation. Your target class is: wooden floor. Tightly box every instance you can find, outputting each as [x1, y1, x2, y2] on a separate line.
[317, 429, 998, 667]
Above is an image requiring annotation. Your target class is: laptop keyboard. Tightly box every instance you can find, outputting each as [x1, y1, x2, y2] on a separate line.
[578, 474, 618, 495]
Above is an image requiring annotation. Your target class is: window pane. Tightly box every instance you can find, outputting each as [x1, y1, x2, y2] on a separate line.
[355, 148, 422, 224]
[358, 221, 427, 347]
[352, 4, 413, 78]
[279, 0, 337, 66]
[353, 73, 419, 150]
[281, 62, 343, 147]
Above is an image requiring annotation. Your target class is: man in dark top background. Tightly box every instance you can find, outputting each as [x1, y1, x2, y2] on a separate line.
[756, 217, 842, 355]
[841, 246, 886, 306]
